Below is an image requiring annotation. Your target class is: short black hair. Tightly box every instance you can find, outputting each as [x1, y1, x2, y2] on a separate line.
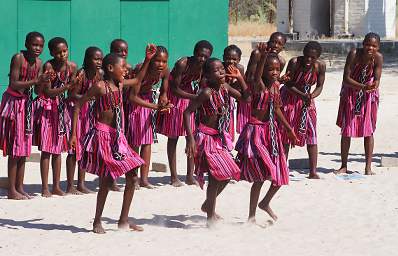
[203, 57, 221, 75]
[364, 32, 380, 44]
[102, 53, 122, 76]
[223, 44, 242, 58]
[269, 32, 287, 44]
[83, 46, 103, 69]
[194, 40, 213, 55]
[155, 45, 168, 57]
[110, 39, 128, 53]
[25, 31, 44, 45]
[265, 53, 280, 65]
[48, 37, 68, 53]
[303, 41, 322, 57]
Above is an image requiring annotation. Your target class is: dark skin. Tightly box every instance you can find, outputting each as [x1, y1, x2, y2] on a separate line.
[245, 35, 287, 84]
[167, 47, 212, 186]
[70, 44, 157, 234]
[7, 36, 46, 200]
[110, 41, 132, 191]
[248, 43, 297, 223]
[335, 37, 383, 176]
[282, 46, 326, 179]
[65, 50, 104, 195]
[184, 60, 249, 226]
[129, 51, 173, 188]
[40, 42, 77, 197]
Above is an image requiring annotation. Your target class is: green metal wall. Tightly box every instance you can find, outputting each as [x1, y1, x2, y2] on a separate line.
[0, 0, 228, 95]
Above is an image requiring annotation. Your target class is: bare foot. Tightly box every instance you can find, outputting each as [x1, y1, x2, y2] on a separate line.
[52, 188, 66, 196]
[16, 189, 32, 199]
[247, 217, 257, 224]
[185, 177, 199, 186]
[258, 201, 278, 221]
[201, 202, 222, 220]
[365, 169, 376, 175]
[118, 221, 144, 231]
[140, 182, 156, 189]
[66, 186, 84, 195]
[206, 217, 219, 228]
[171, 179, 184, 187]
[308, 172, 320, 179]
[8, 191, 28, 200]
[93, 221, 106, 234]
[334, 167, 348, 175]
[41, 189, 52, 198]
[77, 185, 94, 194]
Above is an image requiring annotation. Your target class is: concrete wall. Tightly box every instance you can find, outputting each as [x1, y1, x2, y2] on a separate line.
[333, 0, 396, 38]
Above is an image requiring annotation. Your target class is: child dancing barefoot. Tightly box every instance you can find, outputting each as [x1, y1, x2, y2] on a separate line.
[236, 44, 297, 222]
[184, 58, 249, 226]
[70, 45, 157, 234]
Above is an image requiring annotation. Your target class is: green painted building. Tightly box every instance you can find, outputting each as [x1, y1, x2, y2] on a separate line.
[0, 0, 228, 95]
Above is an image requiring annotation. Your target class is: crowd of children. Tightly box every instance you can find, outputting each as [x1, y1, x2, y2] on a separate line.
[0, 31, 383, 232]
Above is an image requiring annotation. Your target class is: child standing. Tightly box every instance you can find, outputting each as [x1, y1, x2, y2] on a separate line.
[69, 45, 157, 234]
[35, 37, 77, 197]
[157, 40, 213, 186]
[236, 44, 297, 222]
[223, 44, 245, 141]
[240, 32, 287, 133]
[0, 32, 45, 199]
[184, 58, 249, 226]
[126, 46, 172, 188]
[335, 33, 383, 175]
[280, 41, 326, 179]
[66, 46, 103, 194]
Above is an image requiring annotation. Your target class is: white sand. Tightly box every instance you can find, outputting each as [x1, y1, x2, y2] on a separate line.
[1, 67, 397, 256]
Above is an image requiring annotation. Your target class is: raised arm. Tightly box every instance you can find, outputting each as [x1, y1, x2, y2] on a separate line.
[123, 44, 157, 88]
[245, 48, 261, 83]
[170, 58, 197, 100]
[253, 42, 269, 91]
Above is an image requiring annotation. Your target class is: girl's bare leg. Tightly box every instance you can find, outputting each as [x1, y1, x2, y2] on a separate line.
[335, 136, 351, 174]
[118, 171, 143, 231]
[185, 136, 197, 185]
[248, 182, 264, 222]
[167, 137, 183, 186]
[8, 157, 26, 200]
[66, 154, 82, 195]
[258, 185, 281, 221]
[16, 157, 30, 198]
[51, 154, 65, 196]
[307, 144, 319, 179]
[40, 152, 52, 197]
[93, 176, 112, 234]
[77, 167, 94, 193]
[139, 144, 155, 188]
[364, 135, 375, 175]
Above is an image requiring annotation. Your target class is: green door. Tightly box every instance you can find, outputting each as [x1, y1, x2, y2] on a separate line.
[120, 0, 169, 64]
[17, 0, 71, 62]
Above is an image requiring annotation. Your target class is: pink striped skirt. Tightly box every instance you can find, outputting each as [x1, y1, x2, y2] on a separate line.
[0, 90, 32, 157]
[79, 122, 144, 180]
[280, 87, 317, 147]
[336, 86, 379, 137]
[194, 124, 241, 188]
[157, 93, 195, 138]
[33, 97, 68, 154]
[125, 97, 155, 147]
[236, 100, 251, 134]
[235, 118, 289, 186]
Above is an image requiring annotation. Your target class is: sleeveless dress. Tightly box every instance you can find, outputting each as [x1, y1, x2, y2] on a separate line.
[235, 81, 289, 186]
[0, 54, 40, 157]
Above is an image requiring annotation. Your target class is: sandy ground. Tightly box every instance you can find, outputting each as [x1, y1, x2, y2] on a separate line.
[0, 54, 398, 256]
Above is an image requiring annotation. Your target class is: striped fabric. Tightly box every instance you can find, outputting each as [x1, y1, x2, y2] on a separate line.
[126, 91, 154, 147]
[336, 63, 378, 137]
[235, 118, 289, 186]
[0, 55, 39, 157]
[280, 66, 318, 147]
[194, 124, 241, 189]
[157, 70, 199, 138]
[79, 121, 144, 180]
[236, 100, 251, 134]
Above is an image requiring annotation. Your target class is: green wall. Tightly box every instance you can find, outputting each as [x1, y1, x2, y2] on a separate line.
[0, 0, 228, 95]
